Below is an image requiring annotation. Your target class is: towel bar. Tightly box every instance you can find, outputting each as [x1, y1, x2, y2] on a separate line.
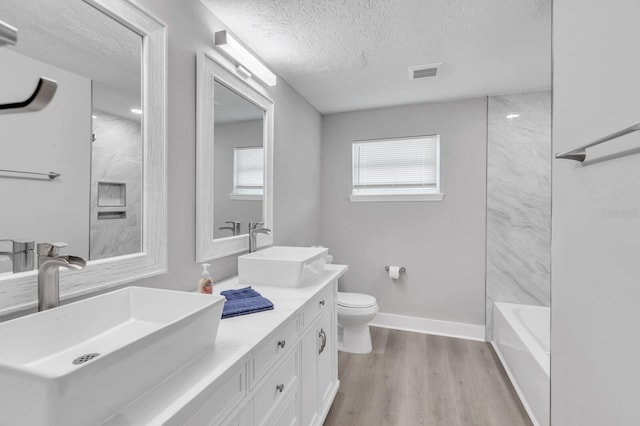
[555, 122, 640, 162]
[0, 169, 60, 180]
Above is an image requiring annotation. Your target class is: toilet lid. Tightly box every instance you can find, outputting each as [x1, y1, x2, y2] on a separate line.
[337, 292, 377, 308]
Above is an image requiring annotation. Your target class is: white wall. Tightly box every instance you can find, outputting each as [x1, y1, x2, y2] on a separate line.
[272, 77, 323, 247]
[321, 98, 487, 326]
[0, 50, 91, 273]
[552, 1, 640, 424]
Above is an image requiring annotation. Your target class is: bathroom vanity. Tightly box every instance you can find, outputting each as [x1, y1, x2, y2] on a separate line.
[103, 264, 347, 425]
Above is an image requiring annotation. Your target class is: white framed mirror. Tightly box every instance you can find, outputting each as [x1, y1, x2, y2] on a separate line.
[196, 50, 274, 261]
[0, 0, 166, 315]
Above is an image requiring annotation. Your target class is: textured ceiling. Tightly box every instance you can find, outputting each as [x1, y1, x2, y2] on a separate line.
[202, 0, 551, 114]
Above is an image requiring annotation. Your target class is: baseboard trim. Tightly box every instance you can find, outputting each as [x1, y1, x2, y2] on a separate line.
[370, 312, 486, 341]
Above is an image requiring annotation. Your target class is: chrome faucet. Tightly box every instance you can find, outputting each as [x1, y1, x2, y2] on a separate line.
[37, 242, 86, 312]
[0, 239, 34, 273]
[249, 222, 270, 253]
[219, 221, 242, 236]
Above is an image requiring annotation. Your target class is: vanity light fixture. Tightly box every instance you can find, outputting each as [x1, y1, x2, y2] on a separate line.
[0, 19, 17, 47]
[214, 30, 277, 87]
[131, 108, 142, 115]
[506, 114, 520, 119]
[236, 64, 252, 79]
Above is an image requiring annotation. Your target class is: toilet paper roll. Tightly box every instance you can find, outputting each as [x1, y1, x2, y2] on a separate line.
[388, 266, 400, 279]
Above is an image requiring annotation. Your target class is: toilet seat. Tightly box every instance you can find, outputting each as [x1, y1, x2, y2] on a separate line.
[337, 292, 377, 309]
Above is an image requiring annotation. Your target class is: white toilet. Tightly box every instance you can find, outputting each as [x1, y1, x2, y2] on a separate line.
[337, 292, 378, 354]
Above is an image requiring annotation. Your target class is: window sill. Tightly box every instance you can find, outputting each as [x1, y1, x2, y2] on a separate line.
[229, 193, 263, 201]
[349, 193, 445, 202]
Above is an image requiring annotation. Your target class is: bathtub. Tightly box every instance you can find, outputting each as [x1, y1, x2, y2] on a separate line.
[492, 302, 550, 426]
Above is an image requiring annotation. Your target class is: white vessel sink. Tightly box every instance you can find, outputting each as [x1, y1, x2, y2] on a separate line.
[0, 287, 225, 426]
[238, 246, 328, 288]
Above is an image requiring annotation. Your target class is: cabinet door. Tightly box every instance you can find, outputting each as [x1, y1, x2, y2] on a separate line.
[316, 307, 336, 412]
[300, 327, 319, 425]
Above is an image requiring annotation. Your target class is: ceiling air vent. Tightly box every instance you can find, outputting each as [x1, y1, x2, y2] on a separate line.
[408, 63, 442, 80]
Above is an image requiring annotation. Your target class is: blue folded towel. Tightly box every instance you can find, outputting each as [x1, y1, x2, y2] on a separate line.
[220, 286, 261, 300]
[221, 287, 274, 319]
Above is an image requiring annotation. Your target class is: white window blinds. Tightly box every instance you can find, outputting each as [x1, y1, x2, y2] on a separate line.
[233, 146, 264, 195]
[352, 136, 440, 196]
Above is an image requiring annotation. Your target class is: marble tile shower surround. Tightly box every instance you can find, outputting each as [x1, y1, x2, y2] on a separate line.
[486, 91, 551, 339]
[90, 111, 142, 260]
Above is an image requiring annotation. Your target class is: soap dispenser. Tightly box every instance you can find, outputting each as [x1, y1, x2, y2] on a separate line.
[198, 263, 213, 294]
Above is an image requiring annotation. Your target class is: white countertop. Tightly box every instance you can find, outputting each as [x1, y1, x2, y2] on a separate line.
[104, 264, 348, 425]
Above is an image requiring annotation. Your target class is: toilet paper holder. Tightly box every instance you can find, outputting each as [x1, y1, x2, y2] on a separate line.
[384, 266, 406, 274]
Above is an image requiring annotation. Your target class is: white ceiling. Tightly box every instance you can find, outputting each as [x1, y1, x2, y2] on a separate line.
[202, 0, 551, 114]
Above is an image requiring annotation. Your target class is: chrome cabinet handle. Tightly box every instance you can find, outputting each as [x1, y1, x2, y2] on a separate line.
[318, 328, 327, 354]
[322, 330, 326, 352]
[277, 339, 286, 349]
[276, 383, 284, 393]
[319, 299, 325, 306]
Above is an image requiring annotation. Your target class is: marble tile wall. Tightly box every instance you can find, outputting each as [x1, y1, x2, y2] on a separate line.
[486, 91, 551, 339]
[89, 111, 142, 260]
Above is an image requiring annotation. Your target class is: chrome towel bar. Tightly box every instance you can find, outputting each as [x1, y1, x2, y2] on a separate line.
[555, 122, 640, 162]
[0, 169, 60, 180]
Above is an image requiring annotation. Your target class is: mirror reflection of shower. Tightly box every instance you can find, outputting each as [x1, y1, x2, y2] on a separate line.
[89, 85, 143, 260]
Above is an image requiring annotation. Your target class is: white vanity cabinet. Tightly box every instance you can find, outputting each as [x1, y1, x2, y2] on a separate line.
[112, 266, 346, 425]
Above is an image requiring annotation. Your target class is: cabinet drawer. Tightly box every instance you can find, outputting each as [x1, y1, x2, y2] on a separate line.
[251, 317, 299, 387]
[269, 391, 299, 426]
[301, 281, 335, 329]
[254, 350, 299, 425]
[185, 364, 247, 426]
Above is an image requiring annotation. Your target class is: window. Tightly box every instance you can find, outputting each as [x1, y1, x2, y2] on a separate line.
[231, 146, 264, 200]
[351, 135, 443, 202]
